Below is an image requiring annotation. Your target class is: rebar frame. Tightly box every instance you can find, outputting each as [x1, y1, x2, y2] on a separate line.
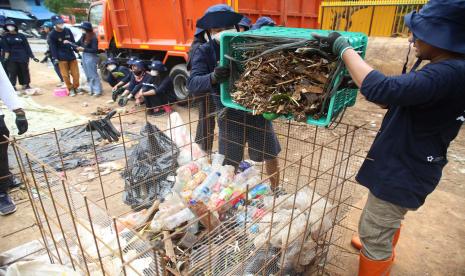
[11, 94, 373, 275]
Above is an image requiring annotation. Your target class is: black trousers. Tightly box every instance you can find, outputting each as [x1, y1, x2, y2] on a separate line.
[145, 93, 169, 109]
[0, 116, 10, 193]
[195, 94, 216, 153]
[7, 61, 30, 87]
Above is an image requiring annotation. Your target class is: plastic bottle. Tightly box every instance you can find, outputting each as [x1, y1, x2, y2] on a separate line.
[211, 153, 225, 170]
[218, 187, 233, 200]
[232, 167, 260, 191]
[238, 161, 253, 172]
[174, 166, 192, 192]
[164, 208, 196, 230]
[185, 171, 207, 190]
[248, 183, 271, 199]
[192, 172, 221, 202]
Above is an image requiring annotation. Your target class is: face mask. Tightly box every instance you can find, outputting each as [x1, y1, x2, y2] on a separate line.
[212, 28, 236, 42]
[107, 65, 117, 71]
[6, 26, 15, 32]
[56, 24, 64, 30]
[150, 70, 159, 76]
[134, 70, 143, 76]
[82, 30, 87, 34]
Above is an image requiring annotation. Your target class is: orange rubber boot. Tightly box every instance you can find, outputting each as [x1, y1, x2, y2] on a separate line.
[358, 252, 393, 276]
[351, 226, 402, 250]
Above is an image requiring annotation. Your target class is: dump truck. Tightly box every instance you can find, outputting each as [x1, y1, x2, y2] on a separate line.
[88, 0, 321, 101]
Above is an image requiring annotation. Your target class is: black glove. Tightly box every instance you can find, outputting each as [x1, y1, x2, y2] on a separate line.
[32, 57, 40, 63]
[112, 87, 124, 102]
[15, 112, 28, 135]
[118, 95, 129, 107]
[211, 66, 230, 84]
[311, 32, 352, 58]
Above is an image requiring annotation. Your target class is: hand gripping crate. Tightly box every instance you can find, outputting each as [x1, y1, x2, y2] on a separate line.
[220, 27, 368, 127]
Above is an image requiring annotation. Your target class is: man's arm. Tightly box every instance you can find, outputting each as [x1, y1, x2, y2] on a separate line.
[341, 49, 374, 88]
[0, 62, 21, 111]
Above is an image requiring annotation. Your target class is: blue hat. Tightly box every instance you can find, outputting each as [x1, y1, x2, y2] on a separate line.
[251, 16, 276, 30]
[0, 15, 5, 26]
[196, 4, 243, 30]
[194, 27, 205, 37]
[127, 56, 138, 65]
[148, 60, 167, 72]
[51, 15, 64, 25]
[104, 58, 118, 66]
[41, 21, 53, 28]
[78, 21, 93, 31]
[405, 0, 465, 54]
[132, 60, 145, 70]
[238, 16, 252, 28]
[4, 19, 17, 31]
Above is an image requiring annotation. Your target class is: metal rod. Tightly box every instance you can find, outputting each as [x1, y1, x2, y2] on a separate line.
[53, 128, 68, 179]
[25, 155, 63, 265]
[240, 184, 250, 275]
[88, 121, 108, 211]
[11, 142, 53, 264]
[84, 196, 106, 275]
[113, 217, 128, 276]
[61, 180, 91, 275]
[42, 165, 76, 269]
[118, 113, 134, 199]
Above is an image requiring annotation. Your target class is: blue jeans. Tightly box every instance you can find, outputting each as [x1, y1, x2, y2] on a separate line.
[82, 53, 102, 95]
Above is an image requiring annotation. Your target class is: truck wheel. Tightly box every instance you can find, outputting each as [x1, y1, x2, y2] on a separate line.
[169, 64, 190, 105]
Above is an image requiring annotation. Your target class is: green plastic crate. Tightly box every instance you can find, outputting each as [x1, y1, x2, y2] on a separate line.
[219, 27, 368, 127]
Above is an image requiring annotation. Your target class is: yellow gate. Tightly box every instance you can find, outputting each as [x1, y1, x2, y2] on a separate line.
[319, 0, 427, 36]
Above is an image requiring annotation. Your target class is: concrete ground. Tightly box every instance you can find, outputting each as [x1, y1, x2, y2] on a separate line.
[0, 37, 464, 275]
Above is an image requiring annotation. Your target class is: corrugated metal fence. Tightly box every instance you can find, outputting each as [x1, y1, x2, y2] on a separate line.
[319, 0, 427, 36]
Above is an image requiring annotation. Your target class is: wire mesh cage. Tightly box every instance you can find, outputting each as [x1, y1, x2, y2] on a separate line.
[11, 94, 373, 276]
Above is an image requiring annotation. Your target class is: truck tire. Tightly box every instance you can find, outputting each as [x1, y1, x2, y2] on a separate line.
[169, 64, 190, 104]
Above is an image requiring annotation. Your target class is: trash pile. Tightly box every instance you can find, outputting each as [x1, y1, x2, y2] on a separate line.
[227, 36, 341, 122]
[117, 152, 336, 274]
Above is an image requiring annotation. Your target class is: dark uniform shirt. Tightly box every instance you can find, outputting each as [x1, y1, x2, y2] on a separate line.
[106, 66, 130, 87]
[2, 33, 33, 63]
[356, 59, 465, 209]
[49, 28, 76, 61]
[77, 35, 98, 54]
[141, 74, 175, 100]
[127, 73, 150, 96]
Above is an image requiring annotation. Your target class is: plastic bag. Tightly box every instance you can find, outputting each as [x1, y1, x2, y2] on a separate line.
[123, 123, 179, 209]
[6, 260, 81, 276]
[165, 112, 205, 165]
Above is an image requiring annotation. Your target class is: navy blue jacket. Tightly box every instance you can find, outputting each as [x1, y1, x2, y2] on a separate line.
[127, 73, 150, 96]
[356, 59, 465, 209]
[77, 35, 98, 54]
[187, 40, 222, 109]
[106, 66, 130, 87]
[2, 33, 34, 63]
[141, 74, 176, 101]
[49, 28, 76, 61]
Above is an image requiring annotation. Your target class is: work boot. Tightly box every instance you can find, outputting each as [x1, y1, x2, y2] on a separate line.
[22, 85, 31, 90]
[69, 89, 76, 97]
[76, 88, 84, 95]
[358, 252, 393, 276]
[352, 226, 402, 250]
[0, 192, 17, 216]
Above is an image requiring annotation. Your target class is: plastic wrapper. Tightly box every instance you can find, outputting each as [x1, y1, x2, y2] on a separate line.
[122, 123, 179, 209]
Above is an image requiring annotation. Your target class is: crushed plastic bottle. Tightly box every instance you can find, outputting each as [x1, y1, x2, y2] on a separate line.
[164, 208, 196, 230]
[248, 183, 271, 199]
[232, 167, 260, 191]
[185, 171, 207, 190]
[192, 172, 221, 203]
[211, 153, 225, 170]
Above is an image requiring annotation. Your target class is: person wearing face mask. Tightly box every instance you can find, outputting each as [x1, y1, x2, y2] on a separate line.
[2, 20, 39, 91]
[238, 16, 252, 32]
[40, 21, 64, 87]
[110, 56, 137, 98]
[103, 57, 130, 87]
[117, 60, 149, 107]
[75, 21, 102, 96]
[48, 15, 81, 97]
[188, 4, 281, 190]
[138, 60, 175, 116]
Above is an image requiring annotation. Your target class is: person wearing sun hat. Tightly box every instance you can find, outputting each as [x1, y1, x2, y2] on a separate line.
[188, 4, 281, 189]
[49, 15, 81, 96]
[75, 21, 103, 96]
[313, 0, 465, 274]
